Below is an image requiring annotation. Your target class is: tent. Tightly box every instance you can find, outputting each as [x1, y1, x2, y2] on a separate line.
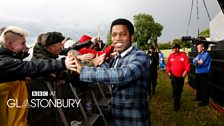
[210, 11, 224, 41]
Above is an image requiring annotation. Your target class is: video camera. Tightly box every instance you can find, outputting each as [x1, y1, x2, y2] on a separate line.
[181, 36, 206, 44]
[181, 36, 217, 44]
[181, 36, 218, 51]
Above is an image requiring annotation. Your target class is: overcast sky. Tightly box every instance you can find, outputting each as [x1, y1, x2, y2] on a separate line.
[0, 0, 221, 46]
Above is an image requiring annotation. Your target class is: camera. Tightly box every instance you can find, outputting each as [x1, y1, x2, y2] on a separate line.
[181, 36, 207, 44]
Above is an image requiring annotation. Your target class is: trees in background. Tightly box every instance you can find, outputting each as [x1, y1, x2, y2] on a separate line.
[106, 14, 209, 51]
[199, 28, 210, 38]
[105, 13, 163, 51]
[106, 32, 112, 46]
[158, 38, 192, 50]
[134, 13, 163, 50]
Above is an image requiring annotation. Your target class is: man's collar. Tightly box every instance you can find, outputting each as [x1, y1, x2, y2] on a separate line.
[200, 51, 205, 54]
[173, 51, 180, 55]
[119, 46, 133, 58]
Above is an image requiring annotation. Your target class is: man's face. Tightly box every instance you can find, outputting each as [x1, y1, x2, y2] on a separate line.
[197, 44, 204, 53]
[172, 48, 179, 54]
[47, 42, 64, 56]
[111, 25, 132, 53]
[149, 49, 155, 54]
[10, 36, 28, 53]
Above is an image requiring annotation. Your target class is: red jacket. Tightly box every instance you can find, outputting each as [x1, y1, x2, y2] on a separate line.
[166, 52, 190, 77]
[79, 45, 114, 57]
[78, 35, 114, 57]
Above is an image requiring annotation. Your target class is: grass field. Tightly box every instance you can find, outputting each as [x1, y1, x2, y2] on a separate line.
[149, 70, 224, 126]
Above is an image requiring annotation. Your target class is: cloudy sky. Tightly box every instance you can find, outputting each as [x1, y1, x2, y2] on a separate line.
[0, 0, 221, 46]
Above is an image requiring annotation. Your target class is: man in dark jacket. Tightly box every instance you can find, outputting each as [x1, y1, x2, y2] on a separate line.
[60, 37, 96, 55]
[148, 46, 159, 96]
[0, 26, 76, 126]
[29, 32, 68, 126]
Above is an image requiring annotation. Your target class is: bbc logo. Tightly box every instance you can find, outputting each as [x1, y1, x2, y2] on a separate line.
[32, 91, 48, 96]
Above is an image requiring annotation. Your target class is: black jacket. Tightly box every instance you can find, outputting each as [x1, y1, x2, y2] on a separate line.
[0, 48, 66, 83]
[149, 52, 159, 78]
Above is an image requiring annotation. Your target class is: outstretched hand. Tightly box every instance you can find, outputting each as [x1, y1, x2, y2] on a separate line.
[73, 56, 82, 74]
[93, 53, 106, 66]
[65, 56, 77, 71]
[67, 50, 83, 73]
[77, 53, 95, 61]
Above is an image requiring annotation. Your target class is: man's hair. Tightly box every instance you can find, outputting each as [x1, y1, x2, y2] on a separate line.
[36, 33, 50, 45]
[198, 42, 205, 47]
[0, 26, 29, 47]
[110, 18, 134, 35]
[196, 37, 208, 50]
[197, 42, 207, 50]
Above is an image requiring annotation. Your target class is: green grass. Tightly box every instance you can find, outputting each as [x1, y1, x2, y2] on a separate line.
[149, 70, 224, 126]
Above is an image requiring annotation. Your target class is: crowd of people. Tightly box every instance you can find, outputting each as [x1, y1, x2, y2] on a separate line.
[0, 18, 211, 126]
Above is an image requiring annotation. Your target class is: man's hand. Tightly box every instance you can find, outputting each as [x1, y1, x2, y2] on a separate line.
[77, 53, 95, 61]
[65, 56, 76, 71]
[168, 73, 171, 77]
[197, 59, 203, 64]
[91, 37, 98, 45]
[195, 57, 199, 61]
[110, 51, 119, 59]
[93, 53, 106, 66]
[182, 71, 187, 78]
[73, 56, 83, 74]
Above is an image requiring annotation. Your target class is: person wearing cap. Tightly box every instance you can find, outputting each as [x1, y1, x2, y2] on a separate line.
[29, 31, 80, 125]
[166, 44, 190, 111]
[193, 41, 211, 107]
[32, 32, 65, 60]
[0, 26, 76, 126]
[72, 18, 150, 126]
